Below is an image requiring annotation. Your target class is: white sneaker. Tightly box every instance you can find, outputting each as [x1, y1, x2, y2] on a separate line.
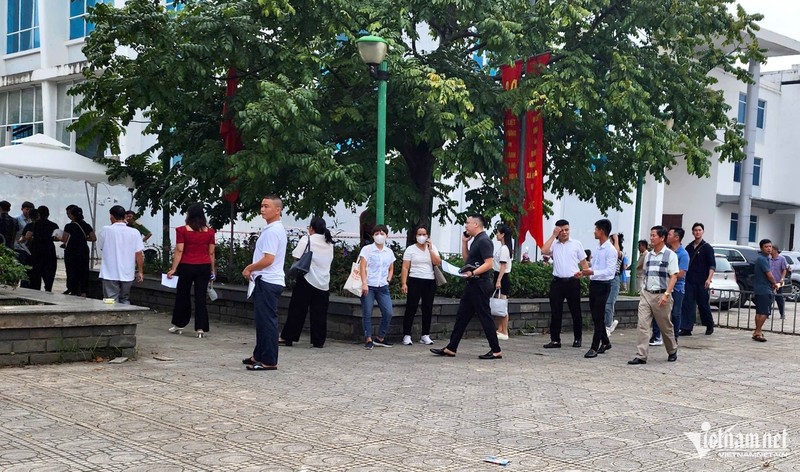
[649, 338, 663, 346]
[496, 332, 509, 341]
[606, 327, 612, 337]
[402, 335, 413, 345]
[610, 319, 619, 334]
[168, 326, 183, 334]
[419, 335, 434, 345]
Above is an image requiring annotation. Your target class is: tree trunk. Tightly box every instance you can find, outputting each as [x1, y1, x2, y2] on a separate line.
[400, 142, 435, 246]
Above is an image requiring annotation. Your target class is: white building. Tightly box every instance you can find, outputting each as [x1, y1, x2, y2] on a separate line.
[0, 1, 798, 257]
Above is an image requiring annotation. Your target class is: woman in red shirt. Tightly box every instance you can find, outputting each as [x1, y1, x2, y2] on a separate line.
[166, 204, 216, 338]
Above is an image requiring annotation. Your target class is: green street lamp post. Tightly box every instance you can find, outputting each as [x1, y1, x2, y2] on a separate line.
[356, 35, 389, 225]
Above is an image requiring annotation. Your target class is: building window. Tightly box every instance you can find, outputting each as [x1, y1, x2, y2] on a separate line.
[56, 82, 84, 147]
[6, 0, 39, 54]
[69, 0, 113, 40]
[0, 86, 43, 146]
[729, 213, 757, 243]
[737, 92, 766, 129]
[733, 157, 762, 186]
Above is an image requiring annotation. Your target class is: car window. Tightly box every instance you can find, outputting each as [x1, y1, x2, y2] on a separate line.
[715, 257, 733, 272]
[727, 250, 746, 262]
[783, 254, 796, 265]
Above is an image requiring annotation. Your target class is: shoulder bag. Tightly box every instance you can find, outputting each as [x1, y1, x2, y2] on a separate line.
[289, 237, 313, 278]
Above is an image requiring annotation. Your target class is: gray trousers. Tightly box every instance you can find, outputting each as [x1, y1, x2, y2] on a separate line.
[102, 279, 134, 304]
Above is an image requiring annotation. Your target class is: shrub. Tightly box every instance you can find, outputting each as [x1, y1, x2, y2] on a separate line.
[0, 246, 29, 287]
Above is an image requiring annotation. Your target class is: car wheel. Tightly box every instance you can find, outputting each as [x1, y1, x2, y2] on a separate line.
[720, 301, 731, 311]
[789, 282, 800, 302]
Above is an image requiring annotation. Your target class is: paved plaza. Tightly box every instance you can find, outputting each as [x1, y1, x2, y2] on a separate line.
[2, 302, 800, 472]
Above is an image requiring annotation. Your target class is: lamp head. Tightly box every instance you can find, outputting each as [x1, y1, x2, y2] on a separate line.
[356, 35, 388, 66]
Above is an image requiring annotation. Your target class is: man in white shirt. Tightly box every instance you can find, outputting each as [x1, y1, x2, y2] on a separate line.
[242, 196, 287, 371]
[541, 219, 589, 348]
[628, 225, 679, 365]
[577, 219, 617, 358]
[359, 225, 396, 350]
[97, 205, 144, 304]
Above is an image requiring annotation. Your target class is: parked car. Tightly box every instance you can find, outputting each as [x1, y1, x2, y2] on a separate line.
[712, 244, 791, 301]
[778, 250, 800, 301]
[709, 255, 739, 310]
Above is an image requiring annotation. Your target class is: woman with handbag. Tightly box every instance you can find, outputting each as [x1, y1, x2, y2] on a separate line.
[166, 203, 216, 338]
[280, 217, 334, 348]
[400, 225, 442, 345]
[60, 205, 96, 296]
[493, 224, 513, 340]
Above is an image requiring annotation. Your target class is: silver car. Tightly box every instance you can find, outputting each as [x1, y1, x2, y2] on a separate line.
[779, 250, 800, 302]
[710, 255, 739, 310]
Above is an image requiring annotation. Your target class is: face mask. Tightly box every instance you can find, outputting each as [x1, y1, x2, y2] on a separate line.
[373, 235, 386, 245]
[416, 235, 428, 245]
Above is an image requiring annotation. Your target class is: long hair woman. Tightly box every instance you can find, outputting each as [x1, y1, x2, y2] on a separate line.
[61, 205, 96, 296]
[166, 203, 216, 338]
[400, 225, 442, 345]
[280, 217, 334, 348]
[493, 224, 514, 340]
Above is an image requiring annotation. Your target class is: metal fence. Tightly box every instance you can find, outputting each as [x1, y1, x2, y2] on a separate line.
[711, 289, 799, 335]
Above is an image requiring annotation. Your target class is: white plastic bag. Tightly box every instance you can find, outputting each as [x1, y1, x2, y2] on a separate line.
[490, 289, 508, 317]
[343, 262, 363, 297]
[207, 285, 219, 302]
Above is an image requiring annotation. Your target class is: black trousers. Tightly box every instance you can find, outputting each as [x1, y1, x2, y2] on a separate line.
[171, 263, 211, 332]
[281, 275, 330, 348]
[548, 278, 583, 342]
[445, 278, 501, 354]
[403, 277, 436, 336]
[29, 254, 57, 292]
[64, 249, 90, 295]
[589, 280, 612, 350]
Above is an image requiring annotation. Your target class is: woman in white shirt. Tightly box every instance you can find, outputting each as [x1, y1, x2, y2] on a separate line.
[400, 225, 442, 345]
[493, 224, 513, 340]
[280, 217, 335, 348]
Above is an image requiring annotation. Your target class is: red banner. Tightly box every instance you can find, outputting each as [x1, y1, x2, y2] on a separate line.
[519, 53, 550, 248]
[500, 62, 523, 184]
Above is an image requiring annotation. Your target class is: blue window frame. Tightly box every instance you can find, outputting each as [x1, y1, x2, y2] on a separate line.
[733, 157, 762, 186]
[69, 0, 113, 40]
[737, 92, 766, 129]
[6, 0, 39, 54]
[730, 213, 757, 242]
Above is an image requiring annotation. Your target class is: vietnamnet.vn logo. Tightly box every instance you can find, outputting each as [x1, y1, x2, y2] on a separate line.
[685, 422, 789, 459]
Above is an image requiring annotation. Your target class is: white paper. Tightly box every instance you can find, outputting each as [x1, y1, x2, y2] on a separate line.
[161, 274, 178, 288]
[247, 280, 256, 299]
[441, 260, 467, 277]
[52, 229, 64, 239]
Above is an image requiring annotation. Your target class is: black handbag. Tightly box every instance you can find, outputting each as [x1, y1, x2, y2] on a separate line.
[289, 238, 313, 278]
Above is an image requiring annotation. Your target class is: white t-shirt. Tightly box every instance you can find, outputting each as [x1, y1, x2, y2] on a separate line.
[98, 222, 144, 282]
[493, 243, 512, 273]
[402, 243, 440, 280]
[252, 221, 287, 286]
[551, 239, 586, 277]
[293, 234, 333, 291]
[358, 243, 396, 287]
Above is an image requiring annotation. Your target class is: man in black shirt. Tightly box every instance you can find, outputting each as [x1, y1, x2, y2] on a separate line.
[679, 222, 716, 336]
[431, 214, 502, 359]
[0, 200, 19, 249]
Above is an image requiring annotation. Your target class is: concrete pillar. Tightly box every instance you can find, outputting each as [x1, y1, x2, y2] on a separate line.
[737, 58, 760, 245]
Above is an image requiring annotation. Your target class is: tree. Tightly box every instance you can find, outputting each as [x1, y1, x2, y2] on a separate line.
[74, 0, 763, 241]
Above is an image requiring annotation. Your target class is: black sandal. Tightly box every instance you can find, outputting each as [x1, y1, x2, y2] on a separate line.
[246, 363, 278, 371]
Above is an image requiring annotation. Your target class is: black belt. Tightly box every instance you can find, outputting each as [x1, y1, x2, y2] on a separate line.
[590, 280, 612, 284]
[553, 276, 575, 282]
[644, 289, 667, 294]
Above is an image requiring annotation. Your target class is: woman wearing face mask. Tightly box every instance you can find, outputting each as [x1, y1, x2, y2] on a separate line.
[493, 224, 514, 340]
[358, 225, 397, 349]
[400, 226, 442, 345]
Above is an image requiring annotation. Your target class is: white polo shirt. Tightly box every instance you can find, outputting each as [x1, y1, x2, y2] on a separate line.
[551, 239, 586, 277]
[293, 234, 333, 291]
[98, 222, 144, 282]
[252, 220, 287, 286]
[359, 243, 396, 287]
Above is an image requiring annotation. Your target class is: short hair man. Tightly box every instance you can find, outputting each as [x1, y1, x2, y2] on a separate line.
[242, 196, 287, 370]
[752, 239, 780, 342]
[97, 205, 144, 304]
[358, 224, 396, 349]
[0, 200, 19, 249]
[628, 226, 679, 365]
[431, 214, 502, 359]
[769, 245, 788, 320]
[650, 227, 688, 346]
[541, 219, 589, 348]
[679, 222, 716, 336]
[125, 211, 152, 242]
[14, 201, 34, 252]
[578, 219, 617, 358]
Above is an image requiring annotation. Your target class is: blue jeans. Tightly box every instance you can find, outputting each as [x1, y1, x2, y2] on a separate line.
[253, 278, 284, 366]
[652, 290, 684, 342]
[361, 285, 393, 339]
[604, 276, 620, 328]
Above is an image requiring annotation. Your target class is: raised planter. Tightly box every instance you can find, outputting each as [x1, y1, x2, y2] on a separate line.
[88, 271, 640, 343]
[0, 287, 149, 366]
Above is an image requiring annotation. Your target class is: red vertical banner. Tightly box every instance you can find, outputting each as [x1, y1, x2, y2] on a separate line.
[520, 53, 550, 248]
[500, 62, 523, 183]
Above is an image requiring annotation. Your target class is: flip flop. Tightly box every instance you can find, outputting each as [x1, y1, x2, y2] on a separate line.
[246, 363, 278, 371]
[242, 357, 256, 365]
[752, 334, 767, 342]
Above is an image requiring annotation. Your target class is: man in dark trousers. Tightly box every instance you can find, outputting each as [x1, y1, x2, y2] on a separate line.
[578, 219, 617, 358]
[679, 222, 716, 336]
[431, 214, 502, 360]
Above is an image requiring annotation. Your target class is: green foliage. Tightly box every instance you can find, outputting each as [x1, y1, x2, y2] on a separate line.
[73, 0, 764, 235]
[0, 246, 29, 287]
